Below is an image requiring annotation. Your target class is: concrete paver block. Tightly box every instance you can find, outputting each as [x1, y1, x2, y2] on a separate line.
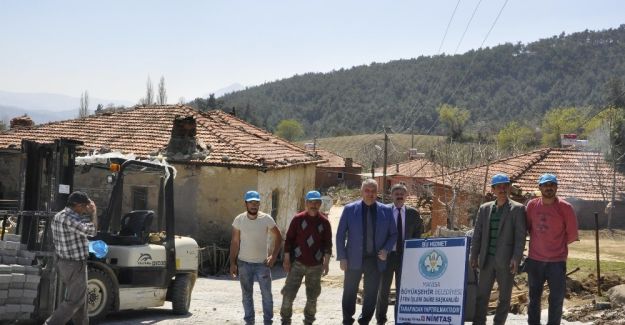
[5, 304, 20, 312]
[9, 281, 24, 289]
[24, 282, 39, 290]
[23, 289, 37, 298]
[11, 272, 25, 283]
[8, 288, 23, 298]
[17, 257, 33, 266]
[11, 265, 26, 273]
[2, 256, 16, 264]
[3, 239, 20, 249]
[25, 266, 41, 275]
[26, 274, 40, 283]
[0, 264, 12, 273]
[0, 273, 11, 283]
[20, 304, 35, 313]
[18, 250, 36, 259]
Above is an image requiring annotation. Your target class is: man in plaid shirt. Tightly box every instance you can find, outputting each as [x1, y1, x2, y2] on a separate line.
[45, 191, 98, 325]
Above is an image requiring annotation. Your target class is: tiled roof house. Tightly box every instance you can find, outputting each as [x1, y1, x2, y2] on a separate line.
[311, 148, 362, 189]
[427, 147, 625, 230]
[0, 105, 323, 243]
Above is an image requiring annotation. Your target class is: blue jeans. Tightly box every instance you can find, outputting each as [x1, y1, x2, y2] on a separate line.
[526, 258, 566, 325]
[238, 259, 273, 325]
[342, 257, 381, 325]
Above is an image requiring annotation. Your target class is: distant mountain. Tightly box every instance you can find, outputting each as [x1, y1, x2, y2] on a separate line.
[0, 90, 133, 124]
[0, 105, 76, 125]
[203, 83, 245, 98]
[220, 25, 625, 138]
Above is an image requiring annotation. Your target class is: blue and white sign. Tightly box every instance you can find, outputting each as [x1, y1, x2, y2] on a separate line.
[397, 237, 469, 325]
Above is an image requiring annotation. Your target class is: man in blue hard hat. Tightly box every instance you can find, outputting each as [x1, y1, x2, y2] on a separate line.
[525, 173, 578, 325]
[230, 190, 283, 325]
[280, 190, 333, 325]
[470, 173, 526, 325]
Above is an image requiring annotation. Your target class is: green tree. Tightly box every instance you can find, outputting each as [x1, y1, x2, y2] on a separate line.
[541, 107, 587, 147]
[0, 120, 6, 132]
[437, 104, 470, 141]
[275, 119, 304, 141]
[496, 121, 537, 151]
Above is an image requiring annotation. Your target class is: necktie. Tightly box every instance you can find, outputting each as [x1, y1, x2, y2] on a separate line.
[397, 207, 403, 253]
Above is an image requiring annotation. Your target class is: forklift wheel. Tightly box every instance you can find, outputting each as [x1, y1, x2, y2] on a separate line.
[87, 268, 114, 322]
[171, 273, 193, 314]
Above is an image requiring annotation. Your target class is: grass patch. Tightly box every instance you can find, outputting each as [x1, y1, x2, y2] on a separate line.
[300, 133, 447, 167]
[567, 257, 625, 280]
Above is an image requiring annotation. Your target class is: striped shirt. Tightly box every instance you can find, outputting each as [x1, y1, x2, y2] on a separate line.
[51, 207, 97, 260]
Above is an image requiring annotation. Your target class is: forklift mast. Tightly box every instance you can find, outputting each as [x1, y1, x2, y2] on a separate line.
[98, 159, 177, 281]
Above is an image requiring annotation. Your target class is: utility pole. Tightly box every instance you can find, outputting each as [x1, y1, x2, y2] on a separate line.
[382, 127, 389, 202]
[411, 126, 414, 148]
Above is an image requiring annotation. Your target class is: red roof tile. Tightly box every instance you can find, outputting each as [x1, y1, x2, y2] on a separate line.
[0, 105, 322, 169]
[313, 149, 362, 168]
[428, 148, 625, 201]
[376, 158, 443, 178]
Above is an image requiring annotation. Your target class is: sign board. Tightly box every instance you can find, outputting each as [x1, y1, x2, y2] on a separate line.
[396, 236, 470, 325]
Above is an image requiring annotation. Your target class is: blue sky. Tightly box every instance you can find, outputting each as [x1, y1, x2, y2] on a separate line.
[1, 0, 625, 104]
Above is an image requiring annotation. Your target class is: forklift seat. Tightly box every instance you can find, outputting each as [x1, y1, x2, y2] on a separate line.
[92, 210, 155, 246]
[119, 210, 154, 242]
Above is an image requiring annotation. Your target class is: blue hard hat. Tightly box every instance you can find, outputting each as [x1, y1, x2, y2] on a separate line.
[305, 190, 322, 201]
[244, 190, 261, 202]
[538, 173, 558, 185]
[89, 240, 109, 259]
[491, 173, 511, 186]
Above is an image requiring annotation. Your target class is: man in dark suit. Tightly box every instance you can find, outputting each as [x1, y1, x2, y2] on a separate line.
[470, 173, 526, 325]
[375, 183, 423, 324]
[336, 179, 398, 325]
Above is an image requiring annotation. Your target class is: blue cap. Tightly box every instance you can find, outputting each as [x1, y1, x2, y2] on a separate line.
[305, 190, 322, 201]
[538, 173, 558, 185]
[491, 173, 511, 186]
[244, 190, 260, 202]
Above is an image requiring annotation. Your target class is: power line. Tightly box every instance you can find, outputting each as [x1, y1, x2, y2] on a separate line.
[422, 0, 510, 136]
[394, 0, 463, 134]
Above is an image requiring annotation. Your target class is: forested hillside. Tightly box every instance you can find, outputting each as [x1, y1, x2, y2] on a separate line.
[216, 25, 625, 138]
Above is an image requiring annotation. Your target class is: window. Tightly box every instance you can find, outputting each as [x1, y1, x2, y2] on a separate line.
[132, 186, 148, 210]
[271, 189, 279, 220]
[337, 172, 344, 180]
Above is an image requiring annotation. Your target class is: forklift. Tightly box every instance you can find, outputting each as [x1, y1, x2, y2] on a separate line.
[2, 139, 199, 322]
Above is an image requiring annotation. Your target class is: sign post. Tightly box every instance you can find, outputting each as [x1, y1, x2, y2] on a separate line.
[396, 236, 470, 325]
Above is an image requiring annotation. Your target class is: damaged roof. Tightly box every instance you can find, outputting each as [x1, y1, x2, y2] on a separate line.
[427, 147, 625, 201]
[0, 105, 323, 169]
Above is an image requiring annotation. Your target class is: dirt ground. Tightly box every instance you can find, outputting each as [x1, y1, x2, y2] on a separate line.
[97, 207, 625, 325]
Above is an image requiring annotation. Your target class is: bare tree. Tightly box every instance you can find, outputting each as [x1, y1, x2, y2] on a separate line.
[157, 76, 167, 105]
[78, 91, 89, 118]
[140, 76, 154, 105]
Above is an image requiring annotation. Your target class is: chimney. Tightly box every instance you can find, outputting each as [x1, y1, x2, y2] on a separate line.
[396, 163, 399, 173]
[167, 115, 198, 155]
[10, 115, 34, 129]
[345, 157, 353, 168]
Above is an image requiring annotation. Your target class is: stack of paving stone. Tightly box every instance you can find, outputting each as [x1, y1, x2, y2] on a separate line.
[0, 234, 43, 321]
